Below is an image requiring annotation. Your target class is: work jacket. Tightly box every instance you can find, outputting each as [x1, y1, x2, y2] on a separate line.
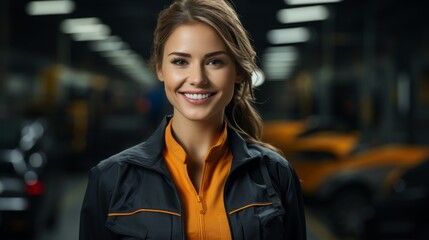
[79, 116, 307, 240]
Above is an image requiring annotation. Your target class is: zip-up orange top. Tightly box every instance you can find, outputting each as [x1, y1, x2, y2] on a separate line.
[163, 119, 233, 240]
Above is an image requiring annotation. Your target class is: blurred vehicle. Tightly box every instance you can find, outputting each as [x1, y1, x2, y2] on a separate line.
[262, 115, 353, 153]
[362, 157, 429, 240]
[0, 117, 62, 238]
[262, 119, 309, 152]
[263, 122, 429, 237]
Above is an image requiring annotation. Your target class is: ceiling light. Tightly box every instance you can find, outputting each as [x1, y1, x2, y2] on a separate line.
[267, 27, 310, 44]
[61, 18, 100, 31]
[26, 0, 75, 15]
[65, 24, 108, 34]
[71, 31, 110, 41]
[102, 49, 131, 58]
[285, 0, 342, 5]
[263, 46, 298, 61]
[262, 46, 299, 81]
[61, 18, 111, 41]
[61, 18, 109, 34]
[90, 36, 128, 52]
[277, 6, 329, 23]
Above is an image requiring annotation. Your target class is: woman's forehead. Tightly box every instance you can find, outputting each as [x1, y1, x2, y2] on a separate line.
[163, 23, 228, 56]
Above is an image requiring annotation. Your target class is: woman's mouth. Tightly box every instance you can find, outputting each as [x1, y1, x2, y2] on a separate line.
[181, 92, 216, 104]
[184, 93, 212, 100]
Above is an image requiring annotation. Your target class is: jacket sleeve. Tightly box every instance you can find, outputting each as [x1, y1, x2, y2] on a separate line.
[79, 166, 115, 240]
[281, 162, 307, 239]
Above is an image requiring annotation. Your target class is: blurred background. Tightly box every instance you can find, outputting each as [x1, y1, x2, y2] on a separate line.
[1, 0, 428, 239]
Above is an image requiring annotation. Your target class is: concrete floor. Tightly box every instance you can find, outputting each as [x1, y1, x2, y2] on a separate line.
[37, 173, 87, 240]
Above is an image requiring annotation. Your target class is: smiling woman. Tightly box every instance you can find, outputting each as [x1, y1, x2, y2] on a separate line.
[157, 23, 238, 124]
[79, 1, 307, 239]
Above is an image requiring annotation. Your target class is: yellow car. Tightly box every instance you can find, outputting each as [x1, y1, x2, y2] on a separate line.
[262, 119, 309, 152]
[263, 120, 429, 236]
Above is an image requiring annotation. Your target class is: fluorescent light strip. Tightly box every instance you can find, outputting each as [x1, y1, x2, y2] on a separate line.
[72, 31, 110, 41]
[102, 49, 131, 58]
[61, 18, 110, 37]
[262, 46, 298, 81]
[263, 52, 298, 62]
[109, 57, 138, 67]
[61, 18, 100, 32]
[263, 61, 296, 68]
[90, 37, 128, 52]
[65, 24, 108, 34]
[267, 27, 310, 44]
[285, 0, 342, 5]
[26, 0, 75, 15]
[61, 18, 111, 41]
[277, 6, 329, 23]
[91, 41, 125, 52]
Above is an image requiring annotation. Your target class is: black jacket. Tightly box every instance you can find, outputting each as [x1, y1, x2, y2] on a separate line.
[80, 117, 307, 239]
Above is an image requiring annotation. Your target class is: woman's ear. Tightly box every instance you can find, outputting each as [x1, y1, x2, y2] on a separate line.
[156, 64, 164, 82]
[235, 71, 244, 84]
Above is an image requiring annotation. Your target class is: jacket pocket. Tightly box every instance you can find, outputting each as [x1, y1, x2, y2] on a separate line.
[105, 208, 180, 239]
[229, 203, 285, 240]
[105, 217, 148, 239]
[256, 205, 286, 239]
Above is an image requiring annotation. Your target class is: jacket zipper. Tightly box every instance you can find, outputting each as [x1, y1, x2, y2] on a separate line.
[182, 161, 210, 239]
[198, 162, 209, 239]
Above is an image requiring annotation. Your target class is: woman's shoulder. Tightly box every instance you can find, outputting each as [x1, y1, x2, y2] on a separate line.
[91, 143, 145, 173]
[248, 143, 301, 190]
[248, 143, 290, 166]
[84, 144, 146, 193]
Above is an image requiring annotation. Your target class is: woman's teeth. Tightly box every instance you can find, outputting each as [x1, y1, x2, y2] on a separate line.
[184, 93, 211, 100]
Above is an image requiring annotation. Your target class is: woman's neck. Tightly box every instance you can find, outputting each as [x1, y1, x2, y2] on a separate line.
[171, 115, 223, 162]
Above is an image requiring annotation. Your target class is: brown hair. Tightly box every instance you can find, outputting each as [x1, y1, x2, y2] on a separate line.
[149, 0, 280, 153]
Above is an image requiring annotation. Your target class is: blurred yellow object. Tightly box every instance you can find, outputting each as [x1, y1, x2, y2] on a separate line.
[263, 119, 429, 236]
[285, 131, 359, 159]
[262, 120, 309, 154]
[262, 120, 429, 198]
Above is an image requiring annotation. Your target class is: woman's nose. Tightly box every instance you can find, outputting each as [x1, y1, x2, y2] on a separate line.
[189, 64, 208, 86]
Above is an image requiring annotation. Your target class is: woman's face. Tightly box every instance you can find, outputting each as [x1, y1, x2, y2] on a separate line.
[157, 23, 241, 124]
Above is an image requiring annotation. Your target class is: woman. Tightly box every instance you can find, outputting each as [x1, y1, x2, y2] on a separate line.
[79, 0, 306, 239]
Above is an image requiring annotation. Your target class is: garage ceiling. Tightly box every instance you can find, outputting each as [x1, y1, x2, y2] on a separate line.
[3, 0, 427, 85]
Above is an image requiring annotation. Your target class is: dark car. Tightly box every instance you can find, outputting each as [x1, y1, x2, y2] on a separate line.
[362, 157, 429, 240]
[0, 117, 62, 239]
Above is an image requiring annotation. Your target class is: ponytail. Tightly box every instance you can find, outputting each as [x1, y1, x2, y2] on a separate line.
[226, 75, 283, 156]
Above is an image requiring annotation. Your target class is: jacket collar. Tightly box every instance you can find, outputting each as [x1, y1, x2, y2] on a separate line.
[228, 125, 261, 173]
[124, 115, 260, 172]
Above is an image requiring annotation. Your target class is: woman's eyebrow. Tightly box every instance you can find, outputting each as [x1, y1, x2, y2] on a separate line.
[205, 51, 228, 58]
[168, 52, 191, 57]
[167, 51, 228, 58]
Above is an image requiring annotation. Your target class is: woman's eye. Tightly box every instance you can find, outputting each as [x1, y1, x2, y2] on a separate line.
[171, 58, 188, 66]
[207, 59, 223, 66]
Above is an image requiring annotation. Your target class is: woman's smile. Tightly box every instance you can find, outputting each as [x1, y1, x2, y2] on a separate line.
[181, 91, 216, 103]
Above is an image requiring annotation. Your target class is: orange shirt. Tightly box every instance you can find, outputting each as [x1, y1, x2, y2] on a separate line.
[163, 120, 233, 240]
